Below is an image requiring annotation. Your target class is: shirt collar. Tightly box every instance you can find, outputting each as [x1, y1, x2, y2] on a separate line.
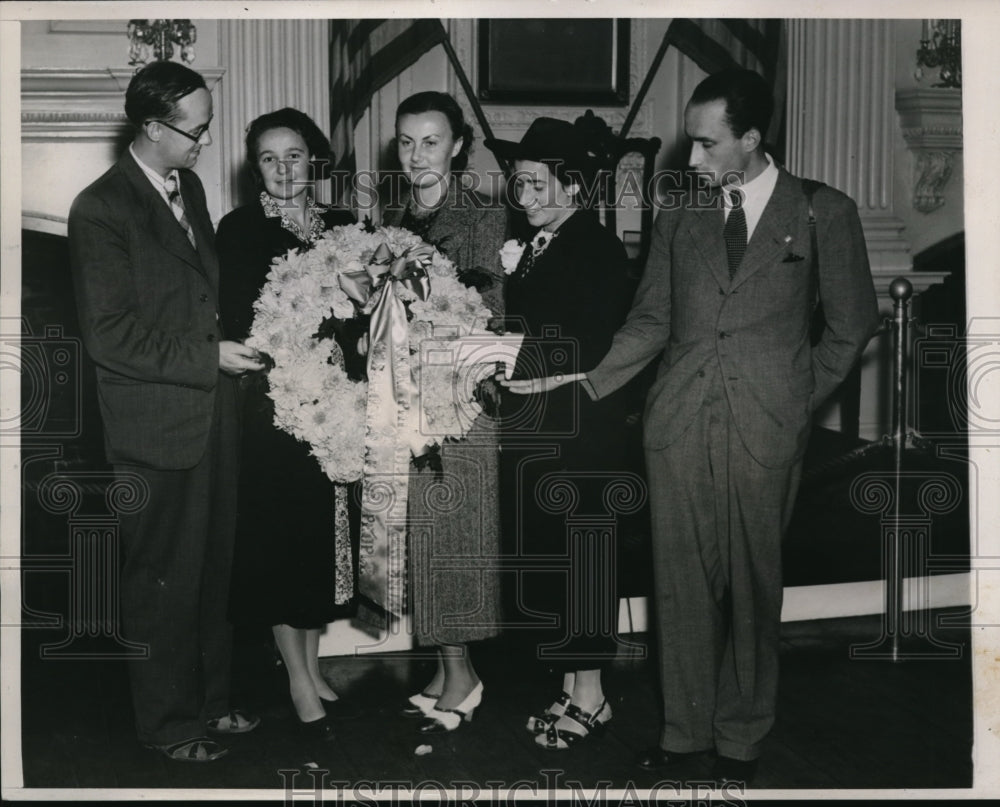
[260, 191, 325, 244]
[723, 152, 779, 207]
[129, 143, 180, 195]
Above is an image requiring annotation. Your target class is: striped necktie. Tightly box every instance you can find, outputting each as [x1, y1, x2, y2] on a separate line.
[723, 189, 747, 278]
[163, 174, 197, 249]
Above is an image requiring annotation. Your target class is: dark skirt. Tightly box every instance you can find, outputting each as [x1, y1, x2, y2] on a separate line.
[499, 384, 633, 672]
[227, 375, 354, 630]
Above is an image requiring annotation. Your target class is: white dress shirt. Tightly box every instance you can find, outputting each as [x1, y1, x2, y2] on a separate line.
[129, 143, 180, 207]
[722, 152, 780, 242]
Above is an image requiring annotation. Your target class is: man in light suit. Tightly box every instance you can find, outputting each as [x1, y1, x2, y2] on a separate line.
[69, 61, 264, 762]
[508, 68, 879, 783]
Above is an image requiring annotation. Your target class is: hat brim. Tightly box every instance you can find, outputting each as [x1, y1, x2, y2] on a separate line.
[483, 138, 595, 173]
[482, 138, 527, 163]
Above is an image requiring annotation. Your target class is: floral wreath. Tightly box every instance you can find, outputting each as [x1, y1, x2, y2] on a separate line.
[246, 222, 494, 484]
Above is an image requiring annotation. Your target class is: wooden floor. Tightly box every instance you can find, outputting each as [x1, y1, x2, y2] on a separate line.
[18, 608, 972, 795]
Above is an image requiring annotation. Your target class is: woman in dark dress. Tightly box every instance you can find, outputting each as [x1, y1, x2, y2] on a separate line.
[382, 91, 507, 733]
[217, 108, 355, 741]
[490, 118, 635, 750]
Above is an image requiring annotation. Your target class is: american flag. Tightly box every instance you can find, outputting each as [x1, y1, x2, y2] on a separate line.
[666, 19, 787, 150]
[329, 19, 448, 179]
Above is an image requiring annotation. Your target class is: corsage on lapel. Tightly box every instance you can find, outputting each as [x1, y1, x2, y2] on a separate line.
[499, 238, 525, 274]
[498, 230, 558, 277]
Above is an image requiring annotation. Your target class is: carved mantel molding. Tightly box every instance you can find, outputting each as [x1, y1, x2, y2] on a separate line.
[895, 88, 963, 214]
[21, 67, 224, 141]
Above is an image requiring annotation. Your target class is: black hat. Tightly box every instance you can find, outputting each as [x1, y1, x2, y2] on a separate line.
[484, 117, 596, 174]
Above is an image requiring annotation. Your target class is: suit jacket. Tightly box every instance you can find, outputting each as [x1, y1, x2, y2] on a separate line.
[503, 209, 634, 469]
[68, 149, 227, 469]
[585, 168, 880, 469]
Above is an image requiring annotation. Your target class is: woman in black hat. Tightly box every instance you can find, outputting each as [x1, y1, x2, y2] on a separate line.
[488, 118, 636, 750]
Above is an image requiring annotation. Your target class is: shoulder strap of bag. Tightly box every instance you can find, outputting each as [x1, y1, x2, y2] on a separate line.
[801, 178, 824, 267]
[801, 178, 826, 345]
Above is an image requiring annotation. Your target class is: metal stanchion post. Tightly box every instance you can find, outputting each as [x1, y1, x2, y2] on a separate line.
[850, 278, 963, 661]
[887, 277, 913, 661]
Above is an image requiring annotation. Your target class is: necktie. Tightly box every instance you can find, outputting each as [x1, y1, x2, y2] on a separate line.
[723, 189, 747, 277]
[164, 174, 197, 249]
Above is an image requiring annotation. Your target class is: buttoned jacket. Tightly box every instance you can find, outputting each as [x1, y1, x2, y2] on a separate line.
[586, 168, 880, 468]
[69, 150, 228, 468]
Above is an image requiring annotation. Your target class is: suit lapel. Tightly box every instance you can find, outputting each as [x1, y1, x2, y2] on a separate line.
[688, 202, 730, 291]
[120, 152, 207, 275]
[180, 172, 218, 285]
[731, 170, 801, 289]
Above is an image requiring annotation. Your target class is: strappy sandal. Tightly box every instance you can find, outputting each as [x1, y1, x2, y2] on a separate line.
[144, 736, 229, 762]
[206, 709, 260, 735]
[537, 700, 612, 750]
[526, 690, 572, 735]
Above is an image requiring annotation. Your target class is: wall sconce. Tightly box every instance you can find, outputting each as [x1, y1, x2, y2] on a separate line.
[127, 19, 197, 67]
[915, 20, 961, 88]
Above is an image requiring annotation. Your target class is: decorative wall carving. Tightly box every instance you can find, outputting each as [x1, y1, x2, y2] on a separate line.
[895, 88, 963, 215]
[22, 111, 128, 141]
[911, 151, 955, 214]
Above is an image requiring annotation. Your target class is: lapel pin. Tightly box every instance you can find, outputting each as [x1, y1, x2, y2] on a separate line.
[783, 235, 793, 243]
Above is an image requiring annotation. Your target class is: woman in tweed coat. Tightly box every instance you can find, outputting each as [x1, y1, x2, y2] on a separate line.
[381, 91, 507, 733]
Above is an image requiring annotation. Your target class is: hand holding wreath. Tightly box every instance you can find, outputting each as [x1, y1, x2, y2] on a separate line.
[245, 223, 495, 484]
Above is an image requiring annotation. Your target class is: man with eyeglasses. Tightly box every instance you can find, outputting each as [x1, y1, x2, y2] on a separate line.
[69, 61, 263, 762]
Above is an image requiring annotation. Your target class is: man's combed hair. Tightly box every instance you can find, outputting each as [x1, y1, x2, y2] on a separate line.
[690, 68, 773, 141]
[124, 61, 208, 127]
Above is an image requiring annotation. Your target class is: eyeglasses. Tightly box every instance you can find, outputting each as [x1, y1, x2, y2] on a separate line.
[147, 117, 212, 143]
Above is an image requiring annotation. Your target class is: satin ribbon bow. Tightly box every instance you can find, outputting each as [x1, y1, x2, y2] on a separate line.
[339, 242, 431, 311]
[341, 240, 433, 619]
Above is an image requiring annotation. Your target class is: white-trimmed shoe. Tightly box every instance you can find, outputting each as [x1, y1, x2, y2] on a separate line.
[416, 682, 484, 733]
[400, 690, 442, 718]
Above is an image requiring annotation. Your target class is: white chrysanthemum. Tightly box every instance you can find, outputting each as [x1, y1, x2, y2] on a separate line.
[247, 222, 494, 483]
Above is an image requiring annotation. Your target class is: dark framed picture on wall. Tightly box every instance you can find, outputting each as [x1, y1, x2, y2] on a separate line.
[478, 19, 630, 106]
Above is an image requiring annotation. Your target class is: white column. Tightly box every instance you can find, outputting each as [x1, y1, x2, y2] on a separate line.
[217, 20, 331, 212]
[786, 19, 912, 289]
[786, 19, 923, 441]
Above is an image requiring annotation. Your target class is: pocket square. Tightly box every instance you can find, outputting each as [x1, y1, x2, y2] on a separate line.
[782, 253, 805, 263]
